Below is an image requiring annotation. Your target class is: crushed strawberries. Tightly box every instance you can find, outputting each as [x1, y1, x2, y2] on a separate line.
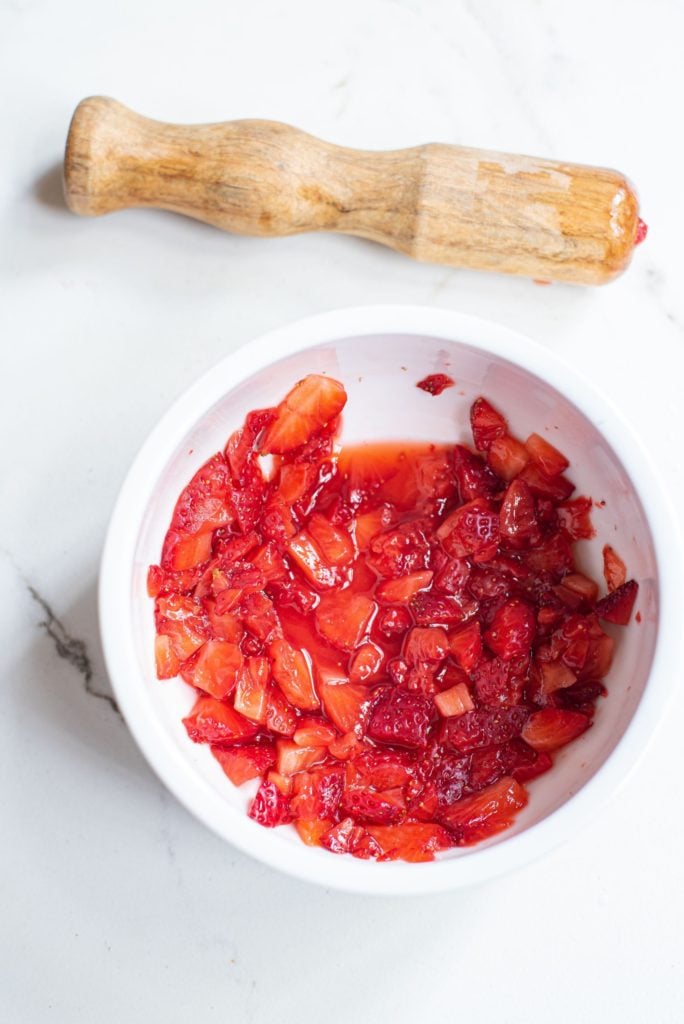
[148, 377, 638, 863]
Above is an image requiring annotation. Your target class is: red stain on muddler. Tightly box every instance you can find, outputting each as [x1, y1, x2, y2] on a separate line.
[635, 219, 648, 245]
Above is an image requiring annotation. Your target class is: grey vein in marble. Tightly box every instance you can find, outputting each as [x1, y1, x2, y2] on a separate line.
[28, 585, 121, 717]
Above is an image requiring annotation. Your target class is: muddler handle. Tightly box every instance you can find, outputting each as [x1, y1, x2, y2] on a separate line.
[64, 96, 644, 285]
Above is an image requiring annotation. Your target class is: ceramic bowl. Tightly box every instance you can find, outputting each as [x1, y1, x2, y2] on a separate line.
[99, 306, 680, 894]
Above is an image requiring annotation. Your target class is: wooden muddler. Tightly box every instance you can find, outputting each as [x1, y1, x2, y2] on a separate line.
[64, 96, 644, 284]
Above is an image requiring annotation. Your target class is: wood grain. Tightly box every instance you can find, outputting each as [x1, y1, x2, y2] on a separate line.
[64, 96, 641, 284]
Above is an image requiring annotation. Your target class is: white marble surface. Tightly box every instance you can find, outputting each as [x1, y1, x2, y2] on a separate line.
[2, 0, 684, 1020]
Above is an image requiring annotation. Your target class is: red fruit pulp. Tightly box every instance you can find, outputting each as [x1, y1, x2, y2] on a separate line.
[416, 373, 455, 396]
[150, 375, 637, 862]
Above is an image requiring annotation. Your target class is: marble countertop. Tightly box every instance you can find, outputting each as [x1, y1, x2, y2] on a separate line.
[2, 1, 683, 1021]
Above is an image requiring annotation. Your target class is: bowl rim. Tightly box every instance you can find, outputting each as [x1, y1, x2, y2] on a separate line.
[99, 304, 683, 895]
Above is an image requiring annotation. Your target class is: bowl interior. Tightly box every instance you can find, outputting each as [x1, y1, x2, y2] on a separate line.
[129, 331, 658, 869]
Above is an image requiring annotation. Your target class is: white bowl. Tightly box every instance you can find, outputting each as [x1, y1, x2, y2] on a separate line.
[99, 305, 681, 895]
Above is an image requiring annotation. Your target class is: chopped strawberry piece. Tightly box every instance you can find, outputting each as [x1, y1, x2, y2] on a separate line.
[433, 554, 471, 595]
[260, 500, 297, 546]
[522, 708, 590, 751]
[318, 679, 370, 733]
[155, 593, 208, 661]
[554, 572, 599, 607]
[287, 530, 339, 589]
[411, 592, 474, 627]
[319, 817, 354, 854]
[414, 449, 457, 505]
[293, 718, 337, 747]
[276, 739, 326, 776]
[147, 565, 165, 598]
[367, 688, 433, 749]
[148, 564, 210, 599]
[451, 444, 501, 502]
[212, 742, 276, 786]
[341, 786, 406, 825]
[470, 397, 508, 451]
[539, 659, 577, 694]
[233, 658, 270, 723]
[557, 496, 595, 540]
[404, 626, 449, 664]
[557, 680, 606, 714]
[154, 634, 181, 679]
[228, 472, 267, 535]
[468, 745, 513, 790]
[368, 521, 431, 578]
[437, 662, 470, 690]
[270, 638, 319, 710]
[428, 753, 470, 807]
[239, 590, 281, 645]
[225, 408, 274, 480]
[307, 513, 355, 566]
[416, 373, 455, 396]
[470, 656, 518, 706]
[468, 739, 551, 789]
[603, 545, 627, 593]
[320, 818, 381, 858]
[440, 706, 529, 754]
[248, 780, 292, 827]
[582, 632, 614, 680]
[487, 435, 530, 482]
[485, 598, 535, 661]
[218, 562, 266, 596]
[547, 614, 593, 671]
[349, 642, 384, 683]
[291, 768, 344, 820]
[162, 531, 213, 572]
[518, 462, 575, 501]
[261, 374, 347, 454]
[212, 529, 260, 564]
[595, 580, 638, 625]
[268, 578, 318, 615]
[327, 730, 364, 760]
[508, 743, 552, 783]
[315, 592, 375, 652]
[164, 453, 233, 542]
[525, 433, 569, 477]
[295, 818, 334, 846]
[405, 663, 437, 696]
[434, 682, 474, 718]
[448, 621, 483, 672]
[377, 606, 413, 639]
[251, 542, 289, 582]
[354, 504, 397, 551]
[179, 639, 243, 699]
[348, 749, 416, 790]
[525, 532, 574, 576]
[264, 685, 298, 736]
[376, 570, 433, 604]
[267, 770, 293, 795]
[276, 462, 319, 504]
[183, 696, 259, 745]
[347, 555, 377, 594]
[387, 657, 409, 686]
[437, 499, 500, 562]
[439, 776, 527, 844]
[205, 601, 244, 643]
[367, 822, 452, 862]
[499, 478, 538, 542]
